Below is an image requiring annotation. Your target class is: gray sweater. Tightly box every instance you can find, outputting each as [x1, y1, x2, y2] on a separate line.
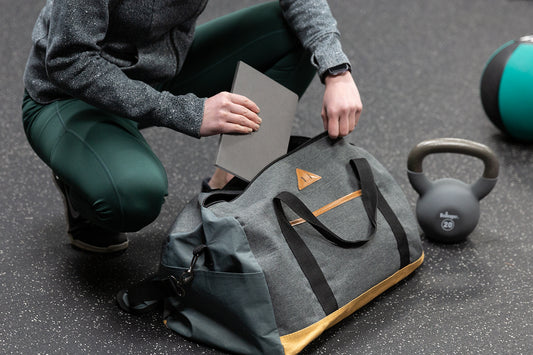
[23, 0, 350, 138]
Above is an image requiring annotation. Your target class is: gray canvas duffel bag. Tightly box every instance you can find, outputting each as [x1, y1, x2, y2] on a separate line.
[117, 132, 424, 354]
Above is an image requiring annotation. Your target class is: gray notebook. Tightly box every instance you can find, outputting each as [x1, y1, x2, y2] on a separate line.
[215, 61, 299, 181]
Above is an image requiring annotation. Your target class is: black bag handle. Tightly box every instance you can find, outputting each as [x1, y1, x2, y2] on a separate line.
[271, 158, 377, 315]
[273, 158, 377, 248]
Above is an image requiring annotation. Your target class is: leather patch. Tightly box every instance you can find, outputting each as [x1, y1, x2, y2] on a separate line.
[296, 168, 322, 190]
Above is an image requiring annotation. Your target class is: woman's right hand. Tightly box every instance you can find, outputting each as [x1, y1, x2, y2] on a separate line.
[199, 92, 262, 136]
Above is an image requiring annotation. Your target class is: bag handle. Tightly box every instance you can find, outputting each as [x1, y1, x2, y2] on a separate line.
[273, 158, 377, 248]
[271, 158, 377, 315]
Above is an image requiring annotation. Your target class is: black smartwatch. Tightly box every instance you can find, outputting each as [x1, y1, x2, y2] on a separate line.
[321, 63, 351, 83]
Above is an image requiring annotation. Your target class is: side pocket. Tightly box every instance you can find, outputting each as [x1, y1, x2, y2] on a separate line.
[162, 200, 284, 354]
[162, 267, 284, 355]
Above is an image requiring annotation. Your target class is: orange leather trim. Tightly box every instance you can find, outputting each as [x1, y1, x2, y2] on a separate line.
[280, 253, 425, 355]
[290, 190, 362, 226]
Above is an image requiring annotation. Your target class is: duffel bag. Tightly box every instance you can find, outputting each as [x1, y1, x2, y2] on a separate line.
[117, 132, 424, 354]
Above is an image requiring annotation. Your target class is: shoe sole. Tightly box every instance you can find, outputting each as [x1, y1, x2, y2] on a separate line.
[69, 234, 129, 253]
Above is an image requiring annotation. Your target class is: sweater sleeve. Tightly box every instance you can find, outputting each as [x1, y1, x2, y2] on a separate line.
[45, 0, 204, 137]
[279, 0, 351, 80]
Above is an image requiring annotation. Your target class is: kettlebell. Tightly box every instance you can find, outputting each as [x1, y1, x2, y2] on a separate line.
[407, 138, 499, 243]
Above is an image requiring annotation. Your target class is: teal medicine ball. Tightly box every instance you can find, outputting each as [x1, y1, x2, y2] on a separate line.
[480, 36, 533, 141]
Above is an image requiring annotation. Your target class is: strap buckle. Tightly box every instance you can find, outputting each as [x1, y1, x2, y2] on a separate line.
[175, 244, 207, 296]
[117, 244, 208, 314]
[167, 275, 186, 298]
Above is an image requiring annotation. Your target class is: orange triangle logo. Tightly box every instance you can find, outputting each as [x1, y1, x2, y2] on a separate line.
[296, 168, 322, 190]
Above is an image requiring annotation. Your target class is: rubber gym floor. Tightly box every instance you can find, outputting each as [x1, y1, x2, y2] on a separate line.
[2, 0, 532, 354]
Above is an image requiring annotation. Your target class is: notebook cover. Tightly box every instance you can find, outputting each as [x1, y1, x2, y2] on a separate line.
[215, 61, 299, 181]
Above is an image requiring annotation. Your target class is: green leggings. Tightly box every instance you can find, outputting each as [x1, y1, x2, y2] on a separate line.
[22, 2, 315, 233]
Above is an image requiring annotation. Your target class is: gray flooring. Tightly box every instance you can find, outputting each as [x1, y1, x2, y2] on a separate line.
[1, 0, 532, 353]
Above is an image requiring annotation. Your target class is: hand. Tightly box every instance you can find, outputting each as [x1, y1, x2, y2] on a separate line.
[322, 72, 363, 139]
[200, 92, 261, 137]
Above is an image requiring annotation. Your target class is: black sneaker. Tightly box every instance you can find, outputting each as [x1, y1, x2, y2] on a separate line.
[201, 177, 214, 192]
[52, 174, 129, 253]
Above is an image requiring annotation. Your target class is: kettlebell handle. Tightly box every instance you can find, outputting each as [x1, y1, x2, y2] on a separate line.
[407, 138, 499, 199]
[408, 138, 499, 178]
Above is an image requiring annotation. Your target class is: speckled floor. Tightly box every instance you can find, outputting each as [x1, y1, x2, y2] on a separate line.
[1, 0, 532, 354]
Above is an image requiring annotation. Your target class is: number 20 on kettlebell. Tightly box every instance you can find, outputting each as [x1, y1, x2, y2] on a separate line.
[407, 138, 499, 244]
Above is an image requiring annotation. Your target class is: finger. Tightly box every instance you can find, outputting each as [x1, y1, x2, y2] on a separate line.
[354, 105, 362, 127]
[349, 108, 357, 131]
[229, 93, 260, 114]
[225, 112, 261, 131]
[348, 106, 359, 133]
[321, 106, 328, 131]
[327, 115, 340, 139]
[338, 113, 351, 137]
[229, 102, 262, 125]
[222, 122, 254, 135]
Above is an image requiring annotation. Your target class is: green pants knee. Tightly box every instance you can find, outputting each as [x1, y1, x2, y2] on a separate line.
[22, 1, 315, 233]
[22, 95, 169, 232]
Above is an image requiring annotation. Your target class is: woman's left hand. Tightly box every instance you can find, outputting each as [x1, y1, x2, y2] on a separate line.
[321, 72, 363, 139]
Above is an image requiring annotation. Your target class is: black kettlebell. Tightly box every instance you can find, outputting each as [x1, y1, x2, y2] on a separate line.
[407, 138, 499, 243]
